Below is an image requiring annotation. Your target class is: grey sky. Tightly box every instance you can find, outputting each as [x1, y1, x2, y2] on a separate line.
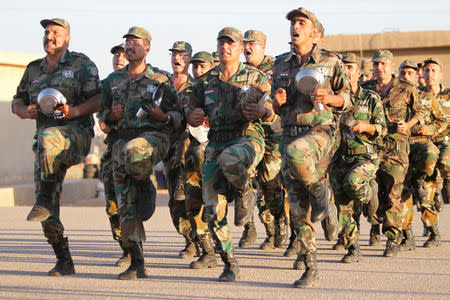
[2, 0, 450, 78]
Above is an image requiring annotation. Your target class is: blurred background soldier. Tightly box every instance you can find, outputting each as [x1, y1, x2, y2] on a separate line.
[98, 42, 131, 268]
[397, 59, 446, 251]
[102, 26, 182, 280]
[12, 18, 102, 276]
[272, 8, 350, 287]
[421, 57, 450, 243]
[330, 52, 386, 263]
[362, 50, 424, 257]
[184, 51, 219, 270]
[240, 29, 287, 250]
[359, 59, 374, 83]
[211, 51, 220, 67]
[187, 27, 273, 282]
[166, 41, 200, 259]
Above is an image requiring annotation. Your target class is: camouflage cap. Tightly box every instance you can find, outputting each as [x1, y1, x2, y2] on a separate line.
[123, 26, 151, 43]
[217, 27, 243, 43]
[342, 53, 361, 66]
[243, 30, 266, 45]
[399, 59, 418, 70]
[211, 51, 219, 63]
[317, 21, 325, 36]
[360, 59, 373, 75]
[110, 43, 125, 54]
[169, 41, 192, 53]
[372, 50, 393, 62]
[423, 57, 442, 67]
[190, 51, 214, 65]
[40, 18, 70, 34]
[286, 7, 320, 29]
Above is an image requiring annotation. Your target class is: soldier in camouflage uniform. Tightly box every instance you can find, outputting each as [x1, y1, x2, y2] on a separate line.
[360, 59, 374, 83]
[238, 29, 288, 250]
[397, 59, 446, 251]
[187, 27, 273, 282]
[331, 53, 386, 263]
[272, 8, 351, 287]
[102, 27, 182, 280]
[420, 57, 450, 245]
[362, 50, 424, 257]
[165, 41, 199, 259]
[185, 51, 220, 269]
[12, 18, 102, 276]
[98, 43, 131, 268]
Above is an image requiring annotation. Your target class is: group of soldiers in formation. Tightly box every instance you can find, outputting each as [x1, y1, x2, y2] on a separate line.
[12, 6, 448, 288]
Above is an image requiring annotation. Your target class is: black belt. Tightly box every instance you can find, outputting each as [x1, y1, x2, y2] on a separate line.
[117, 128, 151, 140]
[209, 130, 247, 144]
[283, 125, 311, 137]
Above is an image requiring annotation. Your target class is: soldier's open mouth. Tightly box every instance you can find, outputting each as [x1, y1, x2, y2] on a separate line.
[292, 33, 299, 37]
[174, 62, 181, 66]
[245, 51, 251, 56]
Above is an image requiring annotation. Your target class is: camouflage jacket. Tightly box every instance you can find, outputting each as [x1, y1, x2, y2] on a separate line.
[101, 64, 182, 136]
[12, 50, 100, 136]
[362, 76, 425, 143]
[245, 55, 275, 84]
[170, 74, 194, 141]
[420, 85, 450, 141]
[272, 45, 351, 129]
[409, 90, 447, 138]
[341, 86, 386, 150]
[187, 63, 271, 140]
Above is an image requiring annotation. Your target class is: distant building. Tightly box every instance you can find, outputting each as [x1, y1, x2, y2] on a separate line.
[324, 30, 450, 87]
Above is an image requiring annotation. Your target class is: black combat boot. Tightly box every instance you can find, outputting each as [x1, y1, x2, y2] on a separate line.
[399, 228, 416, 251]
[260, 221, 275, 250]
[116, 240, 131, 267]
[364, 179, 379, 217]
[218, 251, 240, 282]
[413, 174, 428, 204]
[444, 180, 450, 204]
[48, 237, 75, 276]
[383, 238, 399, 257]
[179, 237, 199, 259]
[434, 190, 444, 213]
[341, 242, 362, 263]
[233, 183, 255, 227]
[190, 235, 218, 269]
[332, 234, 345, 250]
[369, 224, 381, 246]
[134, 178, 156, 222]
[283, 221, 296, 257]
[238, 217, 257, 248]
[321, 202, 338, 241]
[27, 179, 57, 222]
[118, 241, 148, 280]
[274, 214, 288, 248]
[423, 224, 441, 248]
[308, 182, 330, 223]
[293, 252, 319, 288]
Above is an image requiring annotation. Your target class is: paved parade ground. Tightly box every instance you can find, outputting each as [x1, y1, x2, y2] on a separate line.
[0, 193, 449, 299]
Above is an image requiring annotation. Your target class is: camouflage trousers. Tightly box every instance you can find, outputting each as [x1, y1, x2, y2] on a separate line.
[256, 134, 285, 224]
[331, 152, 380, 248]
[280, 125, 337, 254]
[402, 142, 441, 229]
[435, 140, 450, 181]
[101, 148, 121, 241]
[164, 133, 191, 239]
[112, 131, 170, 248]
[33, 125, 92, 243]
[377, 140, 410, 240]
[202, 134, 264, 253]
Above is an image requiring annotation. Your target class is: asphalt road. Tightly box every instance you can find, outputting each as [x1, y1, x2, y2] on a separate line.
[0, 195, 449, 299]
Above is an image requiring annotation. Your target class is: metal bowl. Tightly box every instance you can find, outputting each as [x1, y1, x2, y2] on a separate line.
[37, 88, 67, 116]
[295, 68, 325, 95]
